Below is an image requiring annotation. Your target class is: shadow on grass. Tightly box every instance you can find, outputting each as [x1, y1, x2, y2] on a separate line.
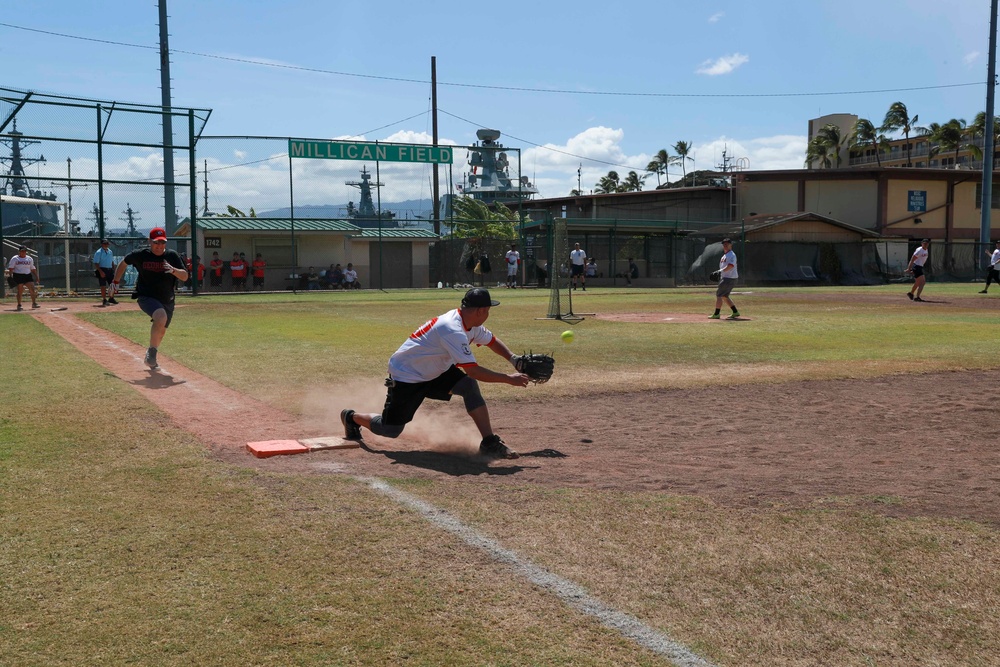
[360, 441, 542, 477]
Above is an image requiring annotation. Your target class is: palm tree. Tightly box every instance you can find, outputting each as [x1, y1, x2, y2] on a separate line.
[851, 118, 890, 167]
[672, 141, 693, 181]
[450, 196, 518, 239]
[595, 171, 622, 194]
[881, 101, 919, 167]
[645, 148, 671, 186]
[925, 118, 981, 166]
[621, 170, 646, 192]
[805, 124, 845, 169]
[971, 111, 1000, 167]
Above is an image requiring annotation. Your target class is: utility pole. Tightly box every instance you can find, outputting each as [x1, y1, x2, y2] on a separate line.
[577, 164, 582, 194]
[158, 0, 177, 237]
[980, 0, 998, 253]
[431, 56, 440, 235]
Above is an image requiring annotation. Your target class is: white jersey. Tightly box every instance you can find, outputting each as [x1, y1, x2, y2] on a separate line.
[505, 249, 520, 275]
[720, 249, 738, 279]
[8, 255, 36, 275]
[343, 268, 358, 283]
[570, 249, 586, 266]
[388, 308, 495, 383]
[990, 249, 1000, 268]
[911, 246, 928, 267]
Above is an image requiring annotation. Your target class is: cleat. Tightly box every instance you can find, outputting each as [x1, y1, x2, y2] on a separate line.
[144, 348, 159, 369]
[728, 311, 741, 319]
[340, 409, 362, 441]
[108, 297, 118, 305]
[914, 297, 925, 302]
[102, 299, 108, 306]
[479, 434, 519, 459]
[979, 290, 988, 294]
[708, 313, 720, 319]
[906, 292, 914, 300]
[16, 304, 23, 311]
[31, 303, 40, 309]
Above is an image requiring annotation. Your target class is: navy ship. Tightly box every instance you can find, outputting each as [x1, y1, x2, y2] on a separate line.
[344, 166, 397, 229]
[458, 129, 538, 204]
[1, 120, 61, 236]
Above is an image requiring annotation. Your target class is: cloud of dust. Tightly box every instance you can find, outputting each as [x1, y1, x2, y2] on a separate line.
[301, 380, 480, 455]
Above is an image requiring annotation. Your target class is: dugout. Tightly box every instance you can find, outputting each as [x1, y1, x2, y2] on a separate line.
[176, 217, 438, 290]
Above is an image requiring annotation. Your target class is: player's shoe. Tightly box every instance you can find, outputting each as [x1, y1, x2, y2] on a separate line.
[16, 304, 23, 311]
[144, 348, 159, 369]
[728, 311, 741, 319]
[914, 297, 925, 302]
[708, 313, 720, 319]
[108, 297, 119, 305]
[341, 409, 362, 441]
[479, 434, 519, 459]
[31, 303, 39, 309]
[102, 299, 108, 306]
[906, 292, 914, 300]
[979, 289, 988, 294]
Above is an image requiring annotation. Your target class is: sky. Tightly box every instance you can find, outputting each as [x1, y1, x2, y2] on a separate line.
[1, 0, 996, 217]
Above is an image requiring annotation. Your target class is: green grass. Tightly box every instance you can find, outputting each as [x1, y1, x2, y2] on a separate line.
[4, 285, 1000, 666]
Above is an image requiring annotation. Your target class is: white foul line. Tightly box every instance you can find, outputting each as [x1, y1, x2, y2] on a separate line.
[362, 477, 716, 667]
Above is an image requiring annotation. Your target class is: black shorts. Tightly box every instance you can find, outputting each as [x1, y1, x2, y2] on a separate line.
[96, 267, 113, 286]
[912, 265, 925, 278]
[137, 296, 175, 328]
[571, 264, 584, 276]
[11, 272, 34, 285]
[210, 274, 222, 286]
[382, 366, 465, 426]
[253, 276, 264, 287]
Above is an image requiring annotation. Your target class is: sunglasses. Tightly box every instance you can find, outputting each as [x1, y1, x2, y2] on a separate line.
[151, 239, 167, 244]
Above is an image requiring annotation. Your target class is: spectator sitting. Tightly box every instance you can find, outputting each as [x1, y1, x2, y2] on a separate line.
[325, 263, 344, 289]
[307, 266, 321, 290]
[343, 263, 361, 289]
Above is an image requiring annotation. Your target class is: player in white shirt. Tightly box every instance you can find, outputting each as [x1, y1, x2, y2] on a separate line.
[504, 243, 520, 288]
[906, 238, 930, 302]
[569, 242, 587, 290]
[341, 288, 531, 459]
[7, 245, 40, 311]
[980, 240, 1000, 294]
[709, 238, 741, 319]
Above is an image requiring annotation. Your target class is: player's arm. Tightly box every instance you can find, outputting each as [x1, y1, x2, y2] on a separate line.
[166, 255, 189, 281]
[463, 362, 529, 387]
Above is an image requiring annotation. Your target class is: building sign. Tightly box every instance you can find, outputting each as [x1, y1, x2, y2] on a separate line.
[908, 190, 927, 212]
[288, 140, 453, 164]
[204, 236, 222, 248]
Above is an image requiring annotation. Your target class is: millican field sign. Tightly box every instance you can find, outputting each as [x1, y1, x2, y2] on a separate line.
[288, 139, 453, 164]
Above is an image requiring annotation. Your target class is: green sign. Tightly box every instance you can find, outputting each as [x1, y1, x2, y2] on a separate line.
[288, 140, 453, 164]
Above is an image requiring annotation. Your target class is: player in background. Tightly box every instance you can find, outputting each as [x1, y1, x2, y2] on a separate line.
[906, 238, 930, 302]
[252, 253, 267, 290]
[94, 239, 118, 306]
[710, 238, 741, 320]
[504, 242, 520, 288]
[108, 228, 188, 370]
[570, 242, 587, 290]
[341, 288, 530, 459]
[7, 245, 40, 310]
[980, 240, 1000, 294]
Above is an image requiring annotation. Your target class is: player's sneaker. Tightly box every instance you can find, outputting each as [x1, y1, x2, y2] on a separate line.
[108, 297, 119, 305]
[728, 310, 741, 319]
[144, 348, 159, 369]
[906, 292, 914, 300]
[341, 409, 362, 441]
[16, 304, 23, 311]
[979, 289, 988, 294]
[914, 297, 925, 302]
[479, 434, 519, 459]
[102, 299, 108, 306]
[31, 303, 39, 309]
[708, 313, 720, 319]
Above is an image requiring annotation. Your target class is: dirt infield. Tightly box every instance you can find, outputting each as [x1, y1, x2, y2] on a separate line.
[34, 306, 1000, 527]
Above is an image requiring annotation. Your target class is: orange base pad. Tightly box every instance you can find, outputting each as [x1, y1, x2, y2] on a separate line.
[246, 439, 310, 458]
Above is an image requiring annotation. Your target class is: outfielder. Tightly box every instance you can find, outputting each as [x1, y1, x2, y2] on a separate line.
[108, 228, 188, 370]
[7, 245, 40, 311]
[341, 288, 530, 459]
[504, 243, 520, 288]
[906, 238, 930, 302]
[710, 238, 740, 319]
[980, 241, 1000, 294]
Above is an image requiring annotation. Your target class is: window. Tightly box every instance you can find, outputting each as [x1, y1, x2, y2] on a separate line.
[974, 183, 1000, 209]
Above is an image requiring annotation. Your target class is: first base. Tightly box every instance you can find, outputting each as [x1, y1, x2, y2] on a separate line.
[299, 436, 361, 451]
[246, 439, 309, 458]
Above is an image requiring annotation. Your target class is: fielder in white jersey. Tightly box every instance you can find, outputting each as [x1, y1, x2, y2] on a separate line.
[504, 243, 520, 288]
[342, 288, 531, 459]
[710, 238, 740, 320]
[906, 238, 930, 301]
[980, 240, 1000, 294]
[570, 242, 587, 290]
[7, 245, 40, 310]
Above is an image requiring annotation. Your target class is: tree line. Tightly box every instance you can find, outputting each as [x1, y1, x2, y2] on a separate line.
[807, 101, 1000, 169]
[574, 140, 696, 195]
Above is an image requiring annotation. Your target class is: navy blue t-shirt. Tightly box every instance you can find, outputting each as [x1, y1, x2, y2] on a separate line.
[123, 248, 183, 303]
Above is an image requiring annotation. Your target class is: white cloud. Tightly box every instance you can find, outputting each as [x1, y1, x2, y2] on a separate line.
[708, 11, 725, 23]
[696, 53, 749, 76]
[964, 51, 980, 66]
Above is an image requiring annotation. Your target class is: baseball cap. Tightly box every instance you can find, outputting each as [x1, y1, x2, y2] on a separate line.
[722, 237, 732, 244]
[17, 244, 27, 251]
[922, 238, 930, 243]
[462, 287, 499, 308]
[149, 227, 167, 241]
[100, 238, 109, 244]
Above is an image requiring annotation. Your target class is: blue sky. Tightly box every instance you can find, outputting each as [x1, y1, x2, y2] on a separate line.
[1, 0, 995, 212]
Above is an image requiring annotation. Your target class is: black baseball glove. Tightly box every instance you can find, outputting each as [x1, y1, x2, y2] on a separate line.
[709, 270, 722, 281]
[513, 352, 555, 384]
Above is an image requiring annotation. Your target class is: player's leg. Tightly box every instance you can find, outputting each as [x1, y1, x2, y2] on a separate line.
[15, 281, 23, 308]
[28, 280, 38, 307]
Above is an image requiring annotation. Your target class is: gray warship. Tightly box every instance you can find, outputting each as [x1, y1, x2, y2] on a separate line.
[459, 129, 538, 204]
[1, 120, 62, 236]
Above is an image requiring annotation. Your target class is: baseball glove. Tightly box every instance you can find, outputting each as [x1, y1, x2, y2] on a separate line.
[514, 352, 555, 384]
[709, 270, 722, 281]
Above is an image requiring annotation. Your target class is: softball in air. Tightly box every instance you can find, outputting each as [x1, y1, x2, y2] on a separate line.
[561, 330, 575, 343]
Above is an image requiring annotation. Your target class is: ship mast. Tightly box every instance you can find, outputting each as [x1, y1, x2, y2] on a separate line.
[1, 119, 47, 196]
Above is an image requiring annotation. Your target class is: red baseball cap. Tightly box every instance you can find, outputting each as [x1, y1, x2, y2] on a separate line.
[149, 227, 167, 240]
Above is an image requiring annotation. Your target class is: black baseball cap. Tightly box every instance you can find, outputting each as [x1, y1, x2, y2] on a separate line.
[462, 288, 499, 308]
[100, 238, 109, 244]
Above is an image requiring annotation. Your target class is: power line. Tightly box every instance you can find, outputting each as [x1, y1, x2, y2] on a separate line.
[0, 21, 986, 100]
